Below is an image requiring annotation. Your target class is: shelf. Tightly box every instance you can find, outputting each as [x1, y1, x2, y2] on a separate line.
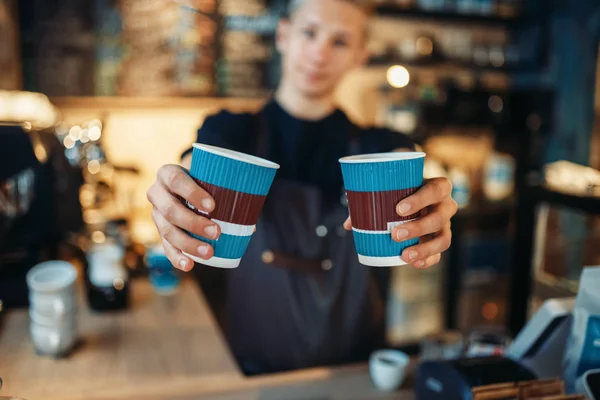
[49, 96, 266, 110]
[457, 198, 514, 217]
[368, 57, 537, 74]
[525, 184, 600, 215]
[374, 5, 529, 25]
[451, 197, 515, 232]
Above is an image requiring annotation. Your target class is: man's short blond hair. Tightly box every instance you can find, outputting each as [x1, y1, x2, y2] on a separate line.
[286, 0, 373, 17]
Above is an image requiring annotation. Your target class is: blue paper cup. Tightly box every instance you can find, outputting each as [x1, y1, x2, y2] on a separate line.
[146, 245, 180, 295]
[183, 143, 279, 268]
[339, 152, 425, 267]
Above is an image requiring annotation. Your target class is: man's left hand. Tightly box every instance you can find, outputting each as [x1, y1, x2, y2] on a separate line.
[344, 177, 457, 269]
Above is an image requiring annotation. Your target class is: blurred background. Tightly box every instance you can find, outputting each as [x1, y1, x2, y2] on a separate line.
[1, 0, 599, 350]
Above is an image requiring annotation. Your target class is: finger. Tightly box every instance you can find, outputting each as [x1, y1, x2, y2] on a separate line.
[412, 254, 442, 269]
[162, 239, 193, 272]
[393, 199, 455, 242]
[148, 183, 220, 240]
[343, 216, 352, 231]
[156, 164, 215, 212]
[401, 227, 452, 263]
[396, 177, 453, 217]
[152, 209, 215, 261]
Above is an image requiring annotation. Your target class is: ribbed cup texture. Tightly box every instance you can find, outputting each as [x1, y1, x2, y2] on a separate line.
[340, 157, 424, 192]
[345, 188, 420, 231]
[190, 232, 253, 260]
[190, 146, 277, 195]
[191, 179, 266, 226]
[352, 231, 418, 257]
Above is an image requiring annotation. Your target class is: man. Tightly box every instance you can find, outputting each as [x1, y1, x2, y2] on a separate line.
[147, 0, 457, 374]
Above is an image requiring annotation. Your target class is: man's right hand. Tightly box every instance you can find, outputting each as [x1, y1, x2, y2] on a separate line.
[146, 164, 220, 271]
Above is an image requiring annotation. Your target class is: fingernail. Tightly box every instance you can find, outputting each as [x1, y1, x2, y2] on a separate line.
[201, 198, 214, 211]
[179, 258, 188, 270]
[414, 260, 425, 268]
[396, 228, 409, 241]
[409, 250, 418, 260]
[197, 245, 209, 258]
[397, 202, 411, 215]
[204, 225, 218, 239]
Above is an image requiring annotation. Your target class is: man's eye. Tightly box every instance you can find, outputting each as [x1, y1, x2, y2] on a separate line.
[303, 29, 316, 39]
[334, 38, 348, 47]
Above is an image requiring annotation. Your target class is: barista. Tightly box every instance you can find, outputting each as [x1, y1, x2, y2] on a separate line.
[146, 0, 458, 374]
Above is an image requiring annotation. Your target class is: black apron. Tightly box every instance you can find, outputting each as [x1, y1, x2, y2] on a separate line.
[225, 111, 388, 375]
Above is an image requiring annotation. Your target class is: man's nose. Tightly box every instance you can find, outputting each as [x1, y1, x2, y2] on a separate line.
[310, 39, 331, 65]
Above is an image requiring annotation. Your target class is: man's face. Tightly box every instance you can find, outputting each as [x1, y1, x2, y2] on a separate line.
[277, 0, 368, 98]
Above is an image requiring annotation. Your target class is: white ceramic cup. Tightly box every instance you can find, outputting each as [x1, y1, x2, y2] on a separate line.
[26, 261, 79, 356]
[29, 307, 77, 327]
[28, 264, 77, 315]
[369, 349, 410, 392]
[27, 261, 78, 317]
[30, 319, 77, 356]
[29, 293, 76, 320]
[26, 261, 77, 293]
[29, 307, 78, 356]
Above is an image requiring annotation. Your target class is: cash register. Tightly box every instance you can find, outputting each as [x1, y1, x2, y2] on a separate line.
[415, 297, 575, 399]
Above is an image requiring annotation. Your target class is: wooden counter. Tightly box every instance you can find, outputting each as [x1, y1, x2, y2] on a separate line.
[0, 279, 413, 400]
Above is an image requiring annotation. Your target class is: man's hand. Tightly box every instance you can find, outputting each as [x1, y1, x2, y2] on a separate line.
[146, 164, 220, 271]
[344, 177, 457, 269]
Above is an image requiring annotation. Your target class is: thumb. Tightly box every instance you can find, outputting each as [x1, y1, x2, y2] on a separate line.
[343, 216, 352, 231]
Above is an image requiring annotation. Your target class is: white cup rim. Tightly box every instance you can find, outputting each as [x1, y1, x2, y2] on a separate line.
[27, 261, 77, 292]
[370, 349, 410, 369]
[193, 143, 280, 170]
[340, 151, 426, 164]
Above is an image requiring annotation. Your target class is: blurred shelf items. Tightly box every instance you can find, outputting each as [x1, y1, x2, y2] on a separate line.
[14, 0, 546, 98]
[373, 0, 527, 21]
[17, 0, 284, 98]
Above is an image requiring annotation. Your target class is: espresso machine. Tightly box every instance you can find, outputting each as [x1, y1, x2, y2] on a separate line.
[0, 92, 84, 309]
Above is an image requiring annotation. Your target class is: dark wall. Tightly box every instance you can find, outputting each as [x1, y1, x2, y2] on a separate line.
[513, 1, 600, 166]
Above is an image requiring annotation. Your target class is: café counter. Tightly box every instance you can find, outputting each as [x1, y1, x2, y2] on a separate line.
[0, 279, 414, 400]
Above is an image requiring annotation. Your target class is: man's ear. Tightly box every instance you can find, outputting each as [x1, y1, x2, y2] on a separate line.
[276, 19, 291, 54]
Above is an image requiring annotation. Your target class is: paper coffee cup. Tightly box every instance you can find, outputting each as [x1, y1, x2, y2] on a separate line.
[340, 152, 425, 267]
[184, 143, 279, 268]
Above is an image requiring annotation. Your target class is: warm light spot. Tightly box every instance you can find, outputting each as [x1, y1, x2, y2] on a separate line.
[482, 302, 499, 321]
[80, 129, 90, 143]
[387, 65, 410, 88]
[84, 210, 103, 225]
[34, 142, 48, 163]
[89, 126, 102, 141]
[416, 37, 433, 56]
[69, 126, 82, 140]
[88, 160, 101, 174]
[63, 136, 76, 149]
[92, 231, 106, 244]
[80, 185, 95, 208]
[113, 278, 125, 291]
